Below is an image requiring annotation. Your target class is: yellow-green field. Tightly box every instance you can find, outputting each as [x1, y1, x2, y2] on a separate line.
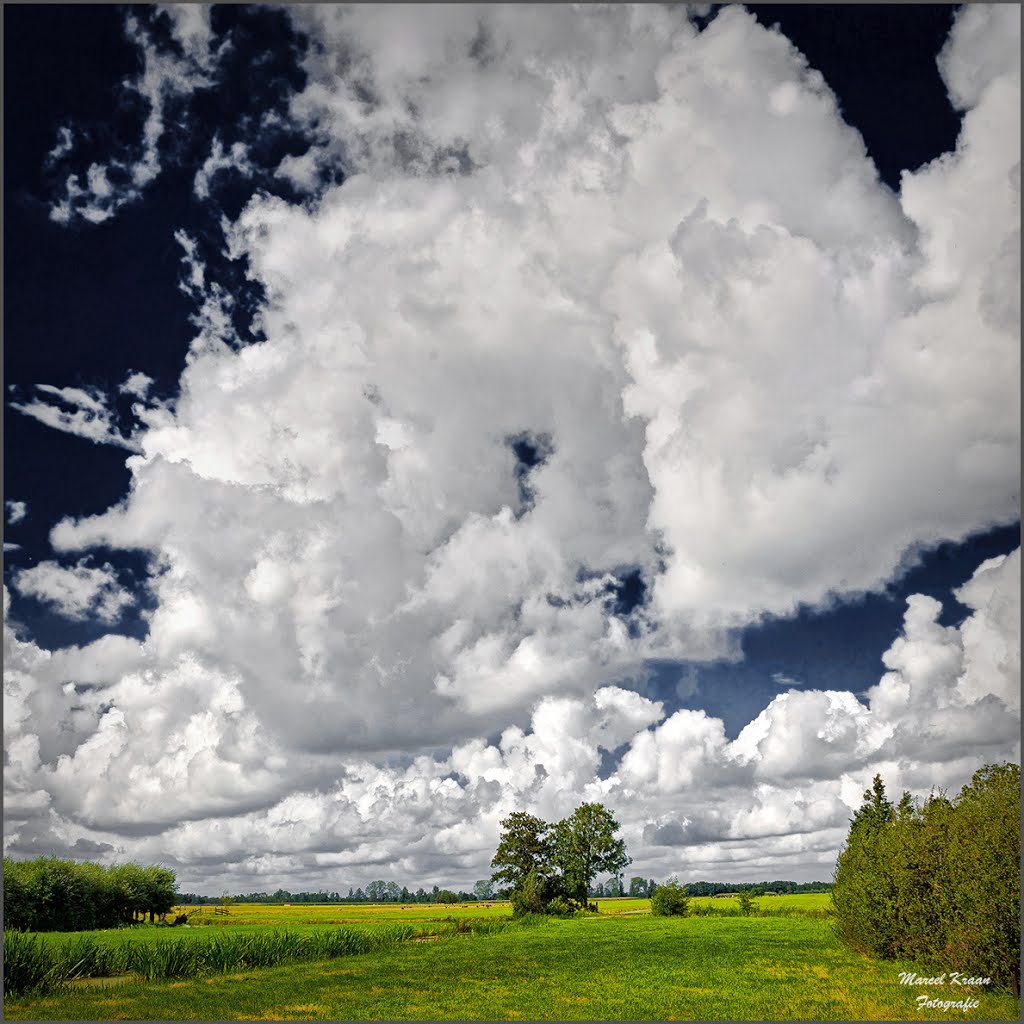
[5, 898, 1019, 1020]
[168, 900, 514, 927]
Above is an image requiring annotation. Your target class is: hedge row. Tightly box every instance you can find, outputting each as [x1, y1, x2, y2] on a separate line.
[832, 762, 1019, 995]
[3, 856, 178, 933]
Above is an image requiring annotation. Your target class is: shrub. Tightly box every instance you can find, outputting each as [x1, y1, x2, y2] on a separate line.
[650, 878, 689, 916]
[544, 896, 573, 917]
[509, 867, 561, 918]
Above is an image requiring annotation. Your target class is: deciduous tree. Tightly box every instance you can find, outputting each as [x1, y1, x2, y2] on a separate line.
[552, 803, 631, 910]
[490, 812, 554, 894]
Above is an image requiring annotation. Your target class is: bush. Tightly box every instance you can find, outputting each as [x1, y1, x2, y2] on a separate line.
[650, 878, 689, 916]
[509, 867, 562, 918]
[544, 896, 573, 917]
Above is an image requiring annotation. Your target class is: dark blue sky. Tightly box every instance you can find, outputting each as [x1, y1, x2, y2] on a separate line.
[4, 4, 1019, 735]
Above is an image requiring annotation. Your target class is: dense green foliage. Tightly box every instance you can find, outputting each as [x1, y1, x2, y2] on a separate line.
[551, 804, 631, 908]
[832, 762, 1020, 994]
[649, 878, 689, 916]
[489, 812, 553, 897]
[492, 803, 629, 914]
[3, 858, 177, 932]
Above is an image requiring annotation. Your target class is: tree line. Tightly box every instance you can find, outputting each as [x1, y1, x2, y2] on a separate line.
[832, 762, 1020, 997]
[683, 879, 831, 896]
[3, 857, 178, 932]
[178, 883, 494, 906]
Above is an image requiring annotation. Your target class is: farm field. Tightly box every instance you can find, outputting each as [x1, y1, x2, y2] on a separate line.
[27, 899, 514, 951]
[167, 900, 515, 927]
[5, 900, 1019, 1020]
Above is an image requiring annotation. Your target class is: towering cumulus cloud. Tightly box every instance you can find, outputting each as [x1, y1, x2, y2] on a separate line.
[5, 4, 1019, 891]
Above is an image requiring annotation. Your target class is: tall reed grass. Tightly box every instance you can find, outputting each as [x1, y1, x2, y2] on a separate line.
[4, 919, 513, 996]
[3, 931, 61, 997]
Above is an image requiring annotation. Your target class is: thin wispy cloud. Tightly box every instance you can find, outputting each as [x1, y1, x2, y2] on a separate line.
[48, 7, 224, 225]
[9, 384, 141, 451]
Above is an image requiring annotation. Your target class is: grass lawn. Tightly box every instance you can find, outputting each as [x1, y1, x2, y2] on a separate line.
[6, 913, 1019, 1020]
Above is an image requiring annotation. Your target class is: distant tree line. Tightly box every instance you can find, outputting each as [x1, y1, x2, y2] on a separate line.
[176, 875, 830, 907]
[177, 882, 494, 906]
[3, 857, 178, 932]
[833, 762, 1020, 997]
[683, 880, 831, 896]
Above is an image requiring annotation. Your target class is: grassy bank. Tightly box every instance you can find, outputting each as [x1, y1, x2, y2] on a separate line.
[6, 913, 1019, 1020]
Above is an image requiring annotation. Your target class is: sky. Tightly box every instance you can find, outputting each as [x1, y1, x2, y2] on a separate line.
[3, 3, 1020, 895]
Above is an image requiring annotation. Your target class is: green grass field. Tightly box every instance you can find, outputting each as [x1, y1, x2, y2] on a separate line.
[5, 899, 1019, 1020]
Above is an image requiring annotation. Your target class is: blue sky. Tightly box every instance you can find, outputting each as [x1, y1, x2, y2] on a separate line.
[4, 4, 1020, 894]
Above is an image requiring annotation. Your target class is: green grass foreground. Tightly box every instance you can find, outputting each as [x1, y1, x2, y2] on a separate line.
[6, 912, 1019, 1020]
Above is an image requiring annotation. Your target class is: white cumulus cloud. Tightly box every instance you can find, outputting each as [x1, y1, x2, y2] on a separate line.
[11, 560, 136, 624]
[4, 4, 1019, 890]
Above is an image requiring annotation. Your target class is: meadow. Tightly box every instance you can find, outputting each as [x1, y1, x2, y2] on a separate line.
[5, 897, 1020, 1020]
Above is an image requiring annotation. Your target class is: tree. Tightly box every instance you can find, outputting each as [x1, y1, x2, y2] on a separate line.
[141, 865, 177, 922]
[935, 763, 1020, 996]
[491, 812, 554, 894]
[737, 890, 756, 916]
[473, 879, 495, 900]
[629, 876, 648, 897]
[650, 877, 689, 916]
[832, 774, 900, 955]
[491, 804, 629, 914]
[552, 803, 631, 910]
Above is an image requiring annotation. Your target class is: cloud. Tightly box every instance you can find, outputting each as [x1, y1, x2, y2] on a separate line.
[45, 126, 75, 166]
[5, 546, 1018, 887]
[48, 7, 224, 225]
[9, 384, 140, 451]
[6, 501, 28, 525]
[11, 559, 137, 624]
[119, 372, 154, 400]
[5, 5, 1019, 889]
[193, 136, 254, 200]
